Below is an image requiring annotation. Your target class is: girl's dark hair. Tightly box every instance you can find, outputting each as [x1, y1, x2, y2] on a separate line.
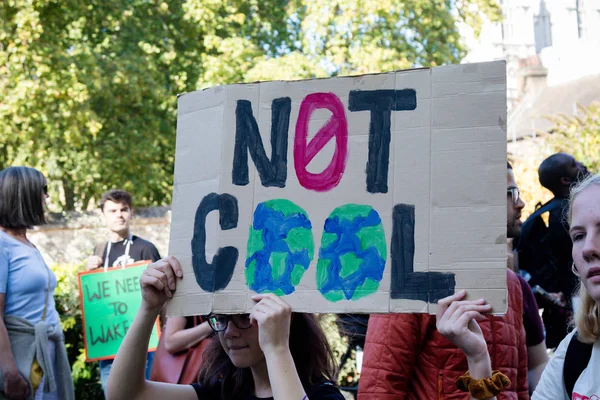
[0, 166, 47, 229]
[198, 313, 336, 398]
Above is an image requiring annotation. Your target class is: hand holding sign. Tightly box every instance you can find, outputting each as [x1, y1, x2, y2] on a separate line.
[435, 291, 497, 381]
[140, 256, 184, 311]
[435, 291, 491, 360]
[250, 293, 292, 356]
[87, 255, 102, 271]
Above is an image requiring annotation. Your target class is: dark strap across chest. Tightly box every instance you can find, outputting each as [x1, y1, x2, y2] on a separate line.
[563, 332, 593, 398]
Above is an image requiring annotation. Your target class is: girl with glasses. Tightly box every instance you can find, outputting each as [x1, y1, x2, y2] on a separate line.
[106, 256, 344, 400]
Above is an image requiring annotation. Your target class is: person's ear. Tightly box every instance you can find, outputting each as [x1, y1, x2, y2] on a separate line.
[560, 176, 572, 186]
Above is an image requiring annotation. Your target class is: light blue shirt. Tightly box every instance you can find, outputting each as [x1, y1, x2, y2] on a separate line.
[0, 230, 60, 327]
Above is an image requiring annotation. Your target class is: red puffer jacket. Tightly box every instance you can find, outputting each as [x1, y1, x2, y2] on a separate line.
[358, 269, 529, 400]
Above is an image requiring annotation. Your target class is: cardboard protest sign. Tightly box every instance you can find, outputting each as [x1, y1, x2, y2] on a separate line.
[168, 61, 508, 316]
[78, 261, 160, 361]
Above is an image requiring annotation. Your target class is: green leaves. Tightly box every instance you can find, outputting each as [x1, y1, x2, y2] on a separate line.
[546, 103, 600, 173]
[1, 0, 500, 211]
[511, 102, 600, 219]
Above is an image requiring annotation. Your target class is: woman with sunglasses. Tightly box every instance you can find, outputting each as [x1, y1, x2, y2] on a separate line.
[0, 166, 74, 400]
[106, 256, 344, 400]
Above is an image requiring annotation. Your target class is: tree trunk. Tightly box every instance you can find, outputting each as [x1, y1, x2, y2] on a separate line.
[62, 177, 75, 211]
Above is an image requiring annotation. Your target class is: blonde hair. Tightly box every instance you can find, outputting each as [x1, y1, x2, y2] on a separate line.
[569, 173, 600, 343]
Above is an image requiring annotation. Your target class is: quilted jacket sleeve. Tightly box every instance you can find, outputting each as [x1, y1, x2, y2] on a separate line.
[357, 313, 423, 400]
[509, 268, 531, 399]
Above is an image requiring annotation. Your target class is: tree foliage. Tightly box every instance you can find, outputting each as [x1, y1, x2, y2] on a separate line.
[546, 103, 600, 173]
[1, 0, 500, 211]
[511, 102, 600, 218]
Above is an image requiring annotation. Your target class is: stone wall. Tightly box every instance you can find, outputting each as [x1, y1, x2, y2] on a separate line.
[29, 207, 171, 266]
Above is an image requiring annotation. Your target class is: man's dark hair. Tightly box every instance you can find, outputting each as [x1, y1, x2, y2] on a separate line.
[507, 161, 513, 170]
[538, 153, 571, 194]
[0, 166, 47, 229]
[100, 189, 133, 211]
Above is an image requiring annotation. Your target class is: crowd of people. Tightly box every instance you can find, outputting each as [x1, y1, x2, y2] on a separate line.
[0, 150, 597, 400]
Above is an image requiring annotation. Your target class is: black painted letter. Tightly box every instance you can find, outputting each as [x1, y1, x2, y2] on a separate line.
[348, 90, 417, 193]
[191, 193, 239, 292]
[233, 98, 291, 187]
[391, 204, 455, 302]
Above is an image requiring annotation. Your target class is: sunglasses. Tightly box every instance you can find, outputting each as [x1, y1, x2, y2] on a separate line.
[207, 313, 253, 332]
[507, 187, 521, 205]
[43, 185, 48, 195]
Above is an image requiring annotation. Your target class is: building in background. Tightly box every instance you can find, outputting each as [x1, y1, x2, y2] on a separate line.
[460, 0, 600, 217]
[462, 0, 600, 136]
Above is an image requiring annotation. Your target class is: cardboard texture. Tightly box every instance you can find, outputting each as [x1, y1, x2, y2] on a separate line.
[168, 61, 508, 316]
[78, 261, 160, 361]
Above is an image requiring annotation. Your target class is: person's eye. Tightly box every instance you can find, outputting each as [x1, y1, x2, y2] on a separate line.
[572, 233, 585, 242]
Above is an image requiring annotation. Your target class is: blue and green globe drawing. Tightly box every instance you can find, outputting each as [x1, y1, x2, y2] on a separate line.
[245, 199, 314, 295]
[317, 204, 386, 302]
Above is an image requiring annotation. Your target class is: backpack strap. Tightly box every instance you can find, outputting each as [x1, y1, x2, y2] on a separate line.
[525, 198, 563, 227]
[518, 198, 563, 247]
[534, 197, 563, 217]
[563, 331, 593, 398]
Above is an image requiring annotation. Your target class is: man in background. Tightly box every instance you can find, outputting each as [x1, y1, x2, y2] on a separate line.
[506, 162, 549, 392]
[87, 189, 161, 394]
[518, 153, 589, 348]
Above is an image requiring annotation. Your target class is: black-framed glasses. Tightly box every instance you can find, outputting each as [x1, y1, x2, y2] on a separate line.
[207, 313, 253, 332]
[507, 188, 521, 205]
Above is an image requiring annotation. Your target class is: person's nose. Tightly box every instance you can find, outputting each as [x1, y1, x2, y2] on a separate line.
[516, 197, 525, 210]
[582, 232, 600, 264]
[224, 319, 241, 338]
